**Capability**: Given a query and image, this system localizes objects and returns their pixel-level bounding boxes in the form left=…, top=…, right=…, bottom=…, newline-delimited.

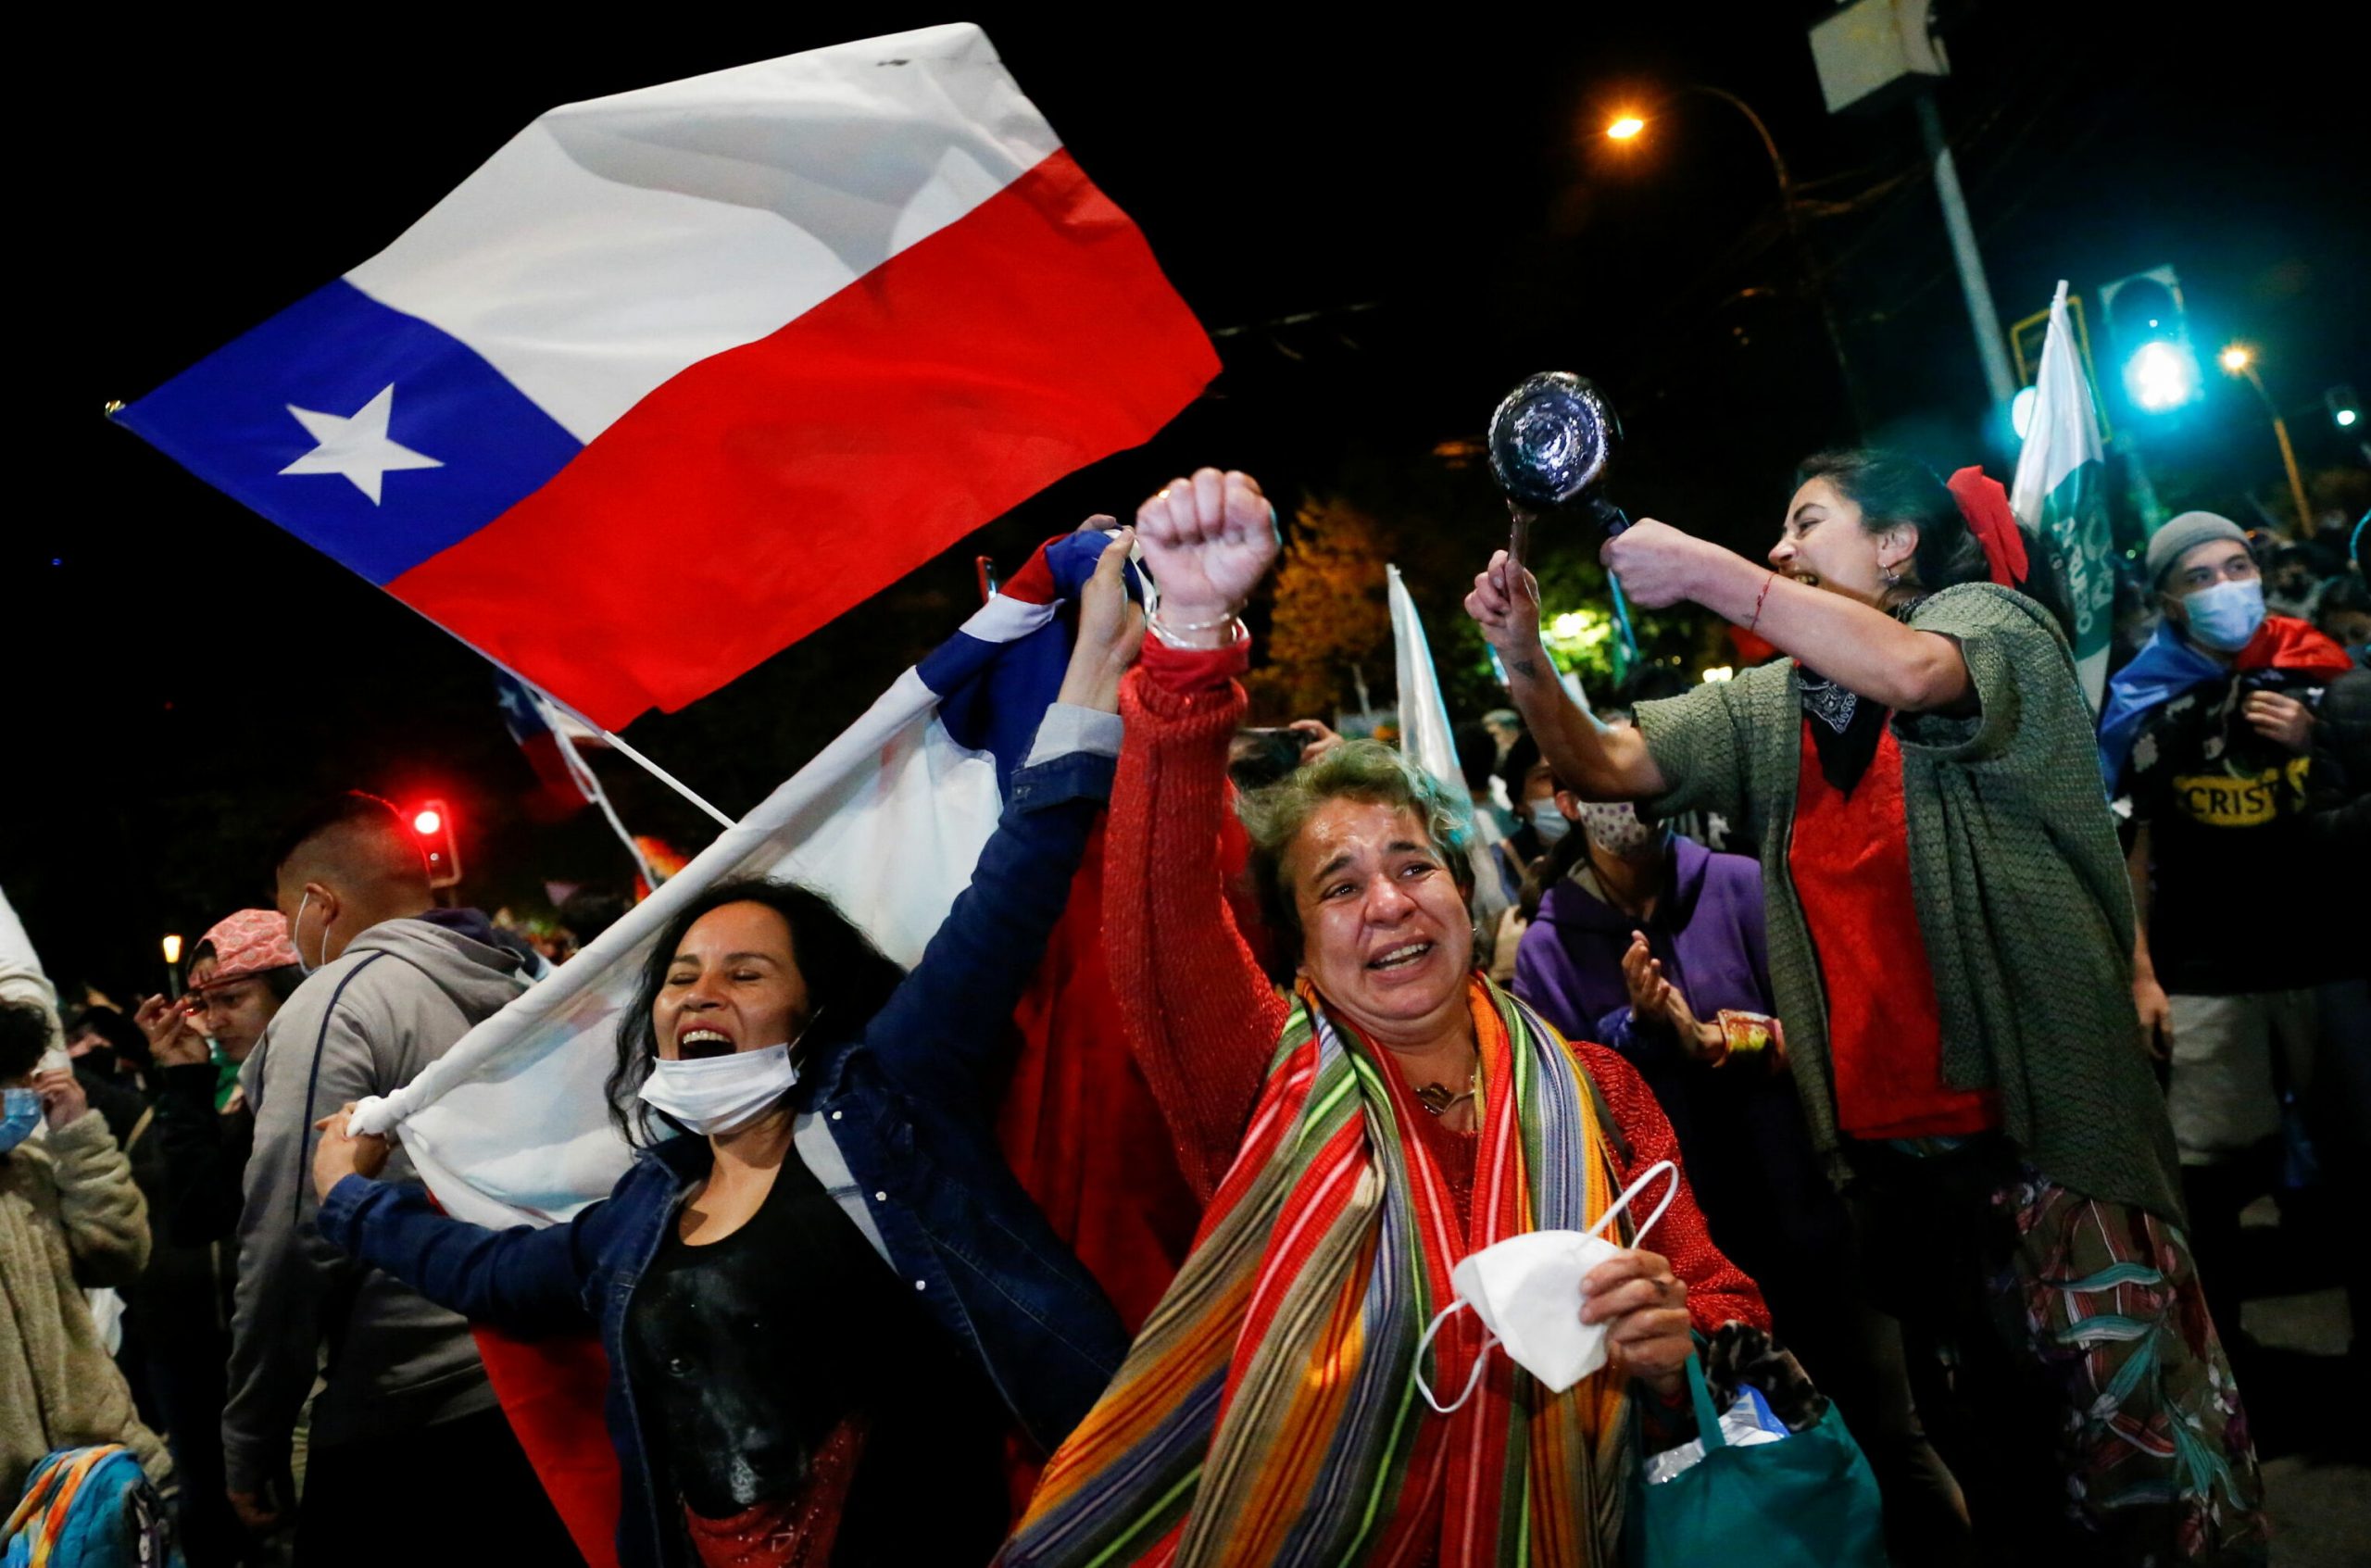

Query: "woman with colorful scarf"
left=1465, top=448, right=2266, bottom=1564
left=1004, top=469, right=1768, bottom=1568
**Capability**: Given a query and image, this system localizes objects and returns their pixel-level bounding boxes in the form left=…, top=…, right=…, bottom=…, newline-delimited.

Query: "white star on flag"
left=279, top=384, right=444, bottom=504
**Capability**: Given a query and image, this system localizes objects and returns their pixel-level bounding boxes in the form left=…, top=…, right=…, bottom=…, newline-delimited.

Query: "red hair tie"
left=1946, top=466, right=2028, bottom=588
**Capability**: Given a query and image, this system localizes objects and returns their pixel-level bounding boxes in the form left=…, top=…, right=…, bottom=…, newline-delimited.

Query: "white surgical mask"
left=2182, top=578, right=2266, bottom=653
left=1526, top=800, right=1572, bottom=846
left=638, top=1041, right=799, bottom=1136
left=1414, top=1160, right=1679, bottom=1412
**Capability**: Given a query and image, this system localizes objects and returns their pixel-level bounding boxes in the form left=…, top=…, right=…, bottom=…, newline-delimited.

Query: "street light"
left=1602, top=85, right=1862, bottom=433
left=2218, top=344, right=2313, bottom=533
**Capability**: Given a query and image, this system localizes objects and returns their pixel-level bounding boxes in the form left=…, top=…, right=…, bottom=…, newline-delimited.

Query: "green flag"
left=2010, top=280, right=2114, bottom=709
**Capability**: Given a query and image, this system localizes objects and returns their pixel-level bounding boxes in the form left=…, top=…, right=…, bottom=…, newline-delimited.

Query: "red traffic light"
left=406, top=797, right=464, bottom=889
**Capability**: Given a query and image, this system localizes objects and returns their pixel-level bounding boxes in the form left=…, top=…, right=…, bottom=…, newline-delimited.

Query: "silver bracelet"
left=1147, top=606, right=1241, bottom=646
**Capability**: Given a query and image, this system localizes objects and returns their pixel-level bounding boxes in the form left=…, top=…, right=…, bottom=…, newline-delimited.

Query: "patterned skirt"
left=1850, top=1137, right=2267, bottom=1565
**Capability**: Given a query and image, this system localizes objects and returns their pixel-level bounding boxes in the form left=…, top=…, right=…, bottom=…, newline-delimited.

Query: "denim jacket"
left=319, top=742, right=1129, bottom=1568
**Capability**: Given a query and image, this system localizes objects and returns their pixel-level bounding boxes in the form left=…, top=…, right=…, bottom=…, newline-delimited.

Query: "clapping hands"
left=1620, top=933, right=1725, bottom=1064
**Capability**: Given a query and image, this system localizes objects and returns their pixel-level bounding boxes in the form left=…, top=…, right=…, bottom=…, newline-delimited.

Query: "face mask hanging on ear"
left=1414, top=1160, right=1681, bottom=1413
left=291, top=890, right=332, bottom=977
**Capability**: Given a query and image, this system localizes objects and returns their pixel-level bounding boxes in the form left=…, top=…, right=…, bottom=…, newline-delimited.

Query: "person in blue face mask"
left=0, top=983, right=173, bottom=1509
left=2110, top=511, right=2356, bottom=1354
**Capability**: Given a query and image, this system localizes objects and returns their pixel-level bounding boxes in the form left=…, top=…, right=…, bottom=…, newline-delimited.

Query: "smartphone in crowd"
left=1228, top=727, right=1312, bottom=793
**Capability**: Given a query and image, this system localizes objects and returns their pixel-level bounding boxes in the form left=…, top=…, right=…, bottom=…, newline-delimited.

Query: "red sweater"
left=1788, top=721, right=1998, bottom=1140
left=1106, top=633, right=1768, bottom=1335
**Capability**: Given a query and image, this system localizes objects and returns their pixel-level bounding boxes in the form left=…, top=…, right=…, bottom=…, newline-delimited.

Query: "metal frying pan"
left=1487, top=370, right=1628, bottom=568
left=1486, top=370, right=1638, bottom=659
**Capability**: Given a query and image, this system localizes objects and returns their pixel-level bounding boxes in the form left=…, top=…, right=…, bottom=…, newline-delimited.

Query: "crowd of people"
left=6, top=455, right=2365, bottom=1568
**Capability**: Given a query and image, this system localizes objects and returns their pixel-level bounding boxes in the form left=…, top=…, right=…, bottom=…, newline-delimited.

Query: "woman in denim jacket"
left=307, top=535, right=1144, bottom=1568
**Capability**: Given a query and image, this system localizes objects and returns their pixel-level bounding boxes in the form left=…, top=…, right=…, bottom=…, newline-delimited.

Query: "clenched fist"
left=1135, top=469, right=1277, bottom=639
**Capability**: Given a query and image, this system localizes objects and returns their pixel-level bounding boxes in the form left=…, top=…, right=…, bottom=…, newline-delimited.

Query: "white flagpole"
left=553, top=704, right=737, bottom=832
left=384, top=596, right=744, bottom=834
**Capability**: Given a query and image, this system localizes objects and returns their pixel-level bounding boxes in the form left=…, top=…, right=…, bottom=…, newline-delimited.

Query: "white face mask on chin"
left=1414, top=1160, right=1681, bottom=1412
left=638, top=1042, right=799, bottom=1136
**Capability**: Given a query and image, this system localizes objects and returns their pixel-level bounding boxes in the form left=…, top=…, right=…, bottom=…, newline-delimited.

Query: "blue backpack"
left=2, top=1446, right=178, bottom=1567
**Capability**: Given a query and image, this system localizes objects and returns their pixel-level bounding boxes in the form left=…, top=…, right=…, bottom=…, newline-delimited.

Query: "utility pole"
left=1915, top=92, right=2016, bottom=417
left=1809, top=0, right=2018, bottom=421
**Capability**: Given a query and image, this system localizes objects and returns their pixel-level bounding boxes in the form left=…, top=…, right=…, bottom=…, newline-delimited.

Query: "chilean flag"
left=117, top=24, right=1218, bottom=728
left=494, top=670, right=605, bottom=822
left=347, top=528, right=1198, bottom=1563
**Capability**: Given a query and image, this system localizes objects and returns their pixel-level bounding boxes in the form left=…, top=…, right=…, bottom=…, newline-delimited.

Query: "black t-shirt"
left=2128, top=666, right=2339, bottom=994
left=623, top=1146, right=1009, bottom=1565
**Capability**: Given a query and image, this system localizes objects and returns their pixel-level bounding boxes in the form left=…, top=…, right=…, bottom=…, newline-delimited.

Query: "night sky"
left=13, top=5, right=2364, bottom=996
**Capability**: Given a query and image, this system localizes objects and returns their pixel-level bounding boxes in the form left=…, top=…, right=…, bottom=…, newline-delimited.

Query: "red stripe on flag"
left=997, top=534, right=1066, bottom=607
left=390, top=148, right=1217, bottom=728
left=472, top=1323, right=622, bottom=1566
left=517, top=732, right=592, bottom=822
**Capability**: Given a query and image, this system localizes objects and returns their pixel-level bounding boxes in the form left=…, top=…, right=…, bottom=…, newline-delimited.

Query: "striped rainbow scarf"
left=1004, top=974, right=1633, bottom=1568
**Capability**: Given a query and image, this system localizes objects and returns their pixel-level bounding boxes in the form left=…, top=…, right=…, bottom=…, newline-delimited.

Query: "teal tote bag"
left=1625, top=1353, right=1888, bottom=1567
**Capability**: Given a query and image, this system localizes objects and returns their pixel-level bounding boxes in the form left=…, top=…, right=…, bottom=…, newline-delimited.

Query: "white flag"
left=1390, top=564, right=1514, bottom=947
left=347, top=532, right=1118, bottom=1229
left=2011, top=280, right=2115, bottom=709
left=1389, top=564, right=1461, bottom=797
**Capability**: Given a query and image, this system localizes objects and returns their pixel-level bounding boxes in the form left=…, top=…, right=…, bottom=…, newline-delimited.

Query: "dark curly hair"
left=1, top=998, right=54, bottom=1082
left=604, top=878, right=907, bottom=1148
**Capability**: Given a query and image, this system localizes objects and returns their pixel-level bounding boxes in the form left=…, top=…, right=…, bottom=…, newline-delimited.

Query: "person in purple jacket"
left=1511, top=786, right=1816, bottom=1293
left=1512, top=749, right=1965, bottom=1560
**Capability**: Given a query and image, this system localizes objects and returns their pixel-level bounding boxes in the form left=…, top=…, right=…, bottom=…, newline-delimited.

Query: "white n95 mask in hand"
left=1414, top=1160, right=1680, bottom=1413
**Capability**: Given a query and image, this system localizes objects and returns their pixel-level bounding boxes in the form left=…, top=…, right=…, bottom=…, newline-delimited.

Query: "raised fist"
left=1135, top=469, right=1278, bottom=630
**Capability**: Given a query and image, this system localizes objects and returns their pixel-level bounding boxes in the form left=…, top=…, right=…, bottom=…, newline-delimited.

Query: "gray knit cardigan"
left=1637, top=583, right=2184, bottom=1222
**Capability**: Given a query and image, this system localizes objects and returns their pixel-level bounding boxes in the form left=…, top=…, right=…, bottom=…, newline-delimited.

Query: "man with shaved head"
left=220, top=793, right=573, bottom=1564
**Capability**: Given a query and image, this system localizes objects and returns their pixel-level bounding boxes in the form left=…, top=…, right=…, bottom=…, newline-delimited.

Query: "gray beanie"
left=2145, top=510, right=2249, bottom=587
